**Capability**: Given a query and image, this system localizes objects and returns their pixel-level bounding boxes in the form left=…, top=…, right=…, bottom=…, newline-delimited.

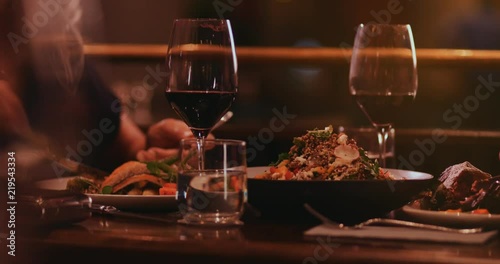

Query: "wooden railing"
left=84, top=44, right=500, bottom=68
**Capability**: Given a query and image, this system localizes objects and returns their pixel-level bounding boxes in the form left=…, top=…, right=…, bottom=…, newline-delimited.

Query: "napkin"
left=304, top=225, right=498, bottom=244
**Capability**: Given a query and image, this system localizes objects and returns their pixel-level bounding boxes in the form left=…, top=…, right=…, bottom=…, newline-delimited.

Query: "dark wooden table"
left=9, top=207, right=500, bottom=264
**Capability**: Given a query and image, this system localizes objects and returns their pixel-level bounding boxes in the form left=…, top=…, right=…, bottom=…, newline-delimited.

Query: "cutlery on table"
left=304, top=204, right=484, bottom=234
left=90, top=204, right=179, bottom=224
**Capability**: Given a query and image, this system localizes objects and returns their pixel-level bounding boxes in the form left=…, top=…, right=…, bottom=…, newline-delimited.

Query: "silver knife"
left=90, top=204, right=178, bottom=224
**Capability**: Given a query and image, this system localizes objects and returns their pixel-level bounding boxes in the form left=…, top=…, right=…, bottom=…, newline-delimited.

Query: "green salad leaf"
left=144, top=156, right=180, bottom=183
left=292, top=137, right=305, bottom=152
left=101, top=185, right=113, bottom=194
left=146, top=162, right=162, bottom=176
left=306, top=125, right=334, bottom=139
left=270, top=152, right=290, bottom=166
left=359, top=149, right=381, bottom=179
left=66, top=177, right=99, bottom=193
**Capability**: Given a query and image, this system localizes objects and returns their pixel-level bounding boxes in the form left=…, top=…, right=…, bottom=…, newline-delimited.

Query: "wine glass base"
left=177, top=218, right=244, bottom=227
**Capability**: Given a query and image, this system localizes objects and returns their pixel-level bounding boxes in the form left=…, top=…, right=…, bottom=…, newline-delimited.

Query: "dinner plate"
left=35, top=177, right=177, bottom=211
left=246, top=166, right=434, bottom=224
left=401, top=200, right=500, bottom=228
left=247, top=166, right=271, bottom=179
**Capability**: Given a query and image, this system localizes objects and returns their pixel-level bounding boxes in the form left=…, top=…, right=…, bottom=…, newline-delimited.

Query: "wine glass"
left=349, top=24, right=418, bottom=168
left=165, top=19, right=238, bottom=169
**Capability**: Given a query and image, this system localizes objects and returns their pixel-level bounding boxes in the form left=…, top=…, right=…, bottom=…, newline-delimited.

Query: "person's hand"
left=136, top=118, right=214, bottom=162
left=146, top=118, right=193, bottom=149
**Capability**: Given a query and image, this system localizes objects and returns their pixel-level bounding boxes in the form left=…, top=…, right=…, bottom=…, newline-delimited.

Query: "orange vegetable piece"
left=162, top=183, right=177, bottom=188
left=230, top=175, right=241, bottom=192
left=275, top=166, right=288, bottom=175
left=379, top=168, right=390, bottom=178
left=159, top=183, right=177, bottom=195
left=471, top=209, right=490, bottom=214
left=159, top=187, right=176, bottom=195
left=272, top=166, right=293, bottom=179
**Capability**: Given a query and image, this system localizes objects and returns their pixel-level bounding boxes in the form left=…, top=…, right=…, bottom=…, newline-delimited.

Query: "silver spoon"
left=212, top=111, right=233, bottom=131
left=304, top=204, right=484, bottom=234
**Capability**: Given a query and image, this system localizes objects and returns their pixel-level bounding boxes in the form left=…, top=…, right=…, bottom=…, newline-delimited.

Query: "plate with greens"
left=35, top=158, right=179, bottom=211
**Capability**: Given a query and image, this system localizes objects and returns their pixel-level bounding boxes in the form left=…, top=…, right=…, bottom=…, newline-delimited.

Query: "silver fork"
left=304, top=204, right=484, bottom=234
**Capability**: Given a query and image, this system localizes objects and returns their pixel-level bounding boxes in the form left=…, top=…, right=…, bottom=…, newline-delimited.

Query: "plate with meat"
left=35, top=158, right=179, bottom=211
left=402, top=161, right=500, bottom=228
left=246, top=126, right=434, bottom=224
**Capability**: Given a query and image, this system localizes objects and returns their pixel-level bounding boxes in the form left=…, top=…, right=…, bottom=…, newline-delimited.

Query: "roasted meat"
left=431, top=161, right=497, bottom=212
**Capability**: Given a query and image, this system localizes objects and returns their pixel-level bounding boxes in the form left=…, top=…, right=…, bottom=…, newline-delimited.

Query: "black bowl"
left=247, top=167, right=433, bottom=224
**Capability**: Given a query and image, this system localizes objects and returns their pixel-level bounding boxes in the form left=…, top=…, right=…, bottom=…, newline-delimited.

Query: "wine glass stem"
left=195, top=137, right=206, bottom=170
left=375, top=124, right=392, bottom=168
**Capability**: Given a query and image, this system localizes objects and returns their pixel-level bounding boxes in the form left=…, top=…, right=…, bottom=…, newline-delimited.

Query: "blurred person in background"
left=0, top=0, right=196, bottom=183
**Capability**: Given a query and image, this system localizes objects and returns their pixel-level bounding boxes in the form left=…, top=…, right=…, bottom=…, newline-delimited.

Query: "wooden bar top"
left=13, top=209, right=500, bottom=264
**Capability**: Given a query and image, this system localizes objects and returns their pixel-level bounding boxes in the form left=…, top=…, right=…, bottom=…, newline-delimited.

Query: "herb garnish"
left=270, top=152, right=290, bottom=166
left=144, top=156, right=180, bottom=182
left=307, top=125, right=334, bottom=139
left=66, top=177, right=100, bottom=193
left=359, top=149, right=381, bottom=178
left=101, top=185, right=113, bottom=194
left=293, top=137, right=305, bottom=151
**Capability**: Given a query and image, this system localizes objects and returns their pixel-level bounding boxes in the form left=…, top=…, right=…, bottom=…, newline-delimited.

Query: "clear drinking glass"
left=177, top=139, right=247, bottom=225
left=349, top=24, right=418, bottom=168
left=165, top=19, right=238, bottom=169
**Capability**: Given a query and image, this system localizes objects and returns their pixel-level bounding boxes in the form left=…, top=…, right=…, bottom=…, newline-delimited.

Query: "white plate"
left=247, top=166, right=268, bottom=179
left=402, top=201, right=500, bottom=228
left=35, top=167, right=269, bottom=211
left=35, top=177, right=177, bottom=211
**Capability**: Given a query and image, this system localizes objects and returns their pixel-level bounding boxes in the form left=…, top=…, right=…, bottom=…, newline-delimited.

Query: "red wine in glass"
left=165, top=19, right=238, bottom=169
left=165, top=46, right=237, bottom=138
left=353, top=93, right=416, bottom=126
left=349, top=24, right=418, bottom=168
left=165, top=91, right=236, bottom=138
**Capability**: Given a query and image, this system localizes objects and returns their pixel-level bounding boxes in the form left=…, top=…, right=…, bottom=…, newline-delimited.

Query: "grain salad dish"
left=255, top=126, right=394, bottom=181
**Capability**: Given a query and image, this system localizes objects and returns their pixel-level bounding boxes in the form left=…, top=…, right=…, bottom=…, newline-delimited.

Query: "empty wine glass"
left=165, top=19, right=238, bottom=169
left=349, top=24, right=418, bottom=168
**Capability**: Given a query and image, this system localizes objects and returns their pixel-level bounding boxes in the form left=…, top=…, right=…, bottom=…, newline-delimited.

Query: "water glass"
left=177, top=139, right=247, bottom=225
